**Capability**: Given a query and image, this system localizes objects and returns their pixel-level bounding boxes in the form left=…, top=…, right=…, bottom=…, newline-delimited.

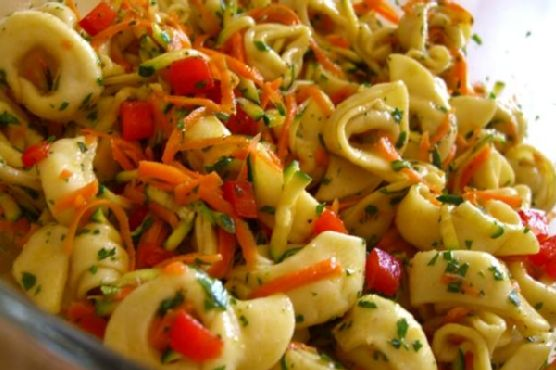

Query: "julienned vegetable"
left=78, top=2, right=117, bottom=37
left=365, top=247, right=402, bottom=296
left=169, top=309, right=223, bottom=361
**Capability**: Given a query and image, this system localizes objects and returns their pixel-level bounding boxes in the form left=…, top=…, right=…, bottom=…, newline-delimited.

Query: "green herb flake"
left=358, top=300, right=377, bottom=309
left=316, top=203, right=325, bottom=216
left=295, top=314, right=304, bottom=323
left=364, top=205, right=378, bottom=216
left=464, top=240, right=473, bottom=249
left=259, top=205, right=276, bottom=215
left=432, top=148, right=442, bottom=168
left=471, top=33, right=483, bottom=45
left=197, top=273, right=229, bottom=310
left=488, top=265, right=504, bottom=281
left=88, top=265, right=98, bottom=274
left=412, top=340, right=423, bottom=352
left=76, top=142, right=87, bottom=153
left=508, top=289, right=521, bottom=307
left=436, top=193, right=463, bottom=205
left=427, top=252, right=439, bottom=266
left=239, top=315, right=249, bottom=327
left=158, top=291, right=185, bottom=317
left=396, top=318, right=409, bottom=339
left=97, top=247, right=116, bottom=261
left=490, top=224, right=504, bottom=239
left=390, top=108, right=403, bottom=124
left=205, top=156, right=233, bottom=173
left=447, top=280, right=462, bottom=294
left=0, top=111, right=19, bottom=127
left=138, top=64, right=156, bottom=78
left=254, top=40, right=271, bottom=52
left=535, top=302, right=544, bottom=310
left=59, top=102, right=69, bottom=111
left=21, top=272, right=36, bottom=291
left=395, top=131, right=407, bottom=149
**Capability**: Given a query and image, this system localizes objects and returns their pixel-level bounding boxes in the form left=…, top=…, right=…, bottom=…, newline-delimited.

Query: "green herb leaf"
left=395, top=131, right=407, bottom=149
left=412, top=340, right=423, bottom=352
left=396, top=318, right=409, bottom=339
left=158, top=291, right=185, bottom=317
left=391, top=159, right=411, bottom=172
left=197, top=272, right=229, bottom=310
left=471, top=33, right=483, bottom=45
left=490, top=224, right=504, bottom=239
left=390, top=108, right=403, bottom=124
left=488, top=265, right=504, bottom=281
left=98, top=247, right=116, bottom=261
left=76, top=141, right=87, bottom=153
left=259, top=205, right=276, bottom=215
left=21, top=272, right=36, bottom=291
left=0, top=112, right=19, bottom=127
left=436, top=193, right=463, bottom=205
left=138, top=64, right=156, bottom=77
left=254, top=40, right=271, bottom=52
left=358, top=300, right=377, bottom=309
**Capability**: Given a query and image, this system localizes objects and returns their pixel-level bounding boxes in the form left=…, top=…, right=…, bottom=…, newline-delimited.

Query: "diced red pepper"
left=312, top=209, right=348, bottom=236
left=66, top=301, right=107, bottom=339
left=222, top=180, right=258, bottom=218
left=365, top=247, right=402, bottom=296
left=169, top=309, right=223, bottom=361
left=22, top=141, right=49, bottom=168
left=203, top=80, right=222, bottom=103
left=529, top=235, right=556, bottom=268
left=223, top=106, right=259, bottom=136
left=168, top=57, right=214, bottom=96
left=136, top=243, right=175, bottom=268
left=120, top=101, right=155, bottom=141
left=78, top=2, right=117, bottom=36
left=519, top=208, right=549, bottom=241
left=149, top=310, right=179, bottom=351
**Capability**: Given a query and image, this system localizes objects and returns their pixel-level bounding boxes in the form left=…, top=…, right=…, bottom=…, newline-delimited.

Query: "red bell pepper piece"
left=519, top=208, right=549, bottom=241
left=222, top=180, right=258, bottom=218
left=22, top=141, right=50, bottom=168
left=66, top=301, right=107, bottom=339
left=365, top=247, right=402, bottom=296
left=312, top=209, right=348, bottom=236
left=169, top=309, right=223, bottom=361
left=128, top=206, right=149, bottom=231
left=136, top=243, right=175, bottom=268
left=223, top=106, right=259, bottom=136
left=78, top=2, right=117, bottom=36
left=168, top=57, right=214, bottom=96
left=120, top=101, right=155, bottom=141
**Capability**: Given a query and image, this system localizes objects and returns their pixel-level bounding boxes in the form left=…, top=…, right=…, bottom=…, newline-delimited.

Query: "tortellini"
left=334, top=295, right=437, bottom=370
left=322, top=81, right=410, bottom=182
left=37, top=136, right=98, bottom=225
left=0, top=10, right=102, bottom=121
left=244, top=24, right=311, bottom=87
left=12, top=224, right=69, bottom=314
left=105, top=266, right=295, bottom=370
left=272, top=343, right=343, bottom=370
left=227, top=231, right=366, bottom=328
left=410, top=250, right=549, bottom=335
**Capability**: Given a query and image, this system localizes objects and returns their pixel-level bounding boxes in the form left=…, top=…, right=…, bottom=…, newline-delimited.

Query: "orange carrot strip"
left=443, top=307, right=472, bottom=324
left=230, top=31, right=246, bottom=63
left=277, top=94, right=298, bottom=162
left=309, top=39, right=345, bottom=78
left=91, top=18, right=152, bottom=48
left=149, top=203, right=179, bottom=228
left=442, top=143, right=458, bottom=168
left=430, top=114, right=451, bottom=144
left=198, top=173, right=235, bottom=215
left=161, top=261, right=187, bottom=276
left=248, top=4, right=301, bottom=25
left=419, top=131, right=431, bottom=162
left=64, top=199, right=135, bottom=270
left=363, top=0, right=400, bottom=24
left=458, top=146, right=491, bottom=190
left=297, top=85, right=333, bottom=116
left=59, top=169, right=73, bottom=181
left=123, top=183, right=146, bottom=205
left=463, top=190, right=522, bottom=208
left=174, top=179, right=201, bottom=205
left=198, top=47, right=264, bottom=84
left=325, top=34, right=350, bottom=49
left=159, top=94, right=221, bottom=112
left=235, top=219, right=259, bottom=270
left=138, top=160, right=191, bottom=185
left=249, top=257, right=342, bottom=298
left=53, top=180, right=99, bottom=214
left=141, top=218, right=166, bottom=246
left=156, top=253, right=222, bottom=269
left=212, top=56, right=235, bottom=114
left=208, top=229, right=237, bottom=278
left=453, top=49, right=471, bottom=95
left=162, top=107, right=206, bottom=164
left=375, top=137, right=422, bottom=183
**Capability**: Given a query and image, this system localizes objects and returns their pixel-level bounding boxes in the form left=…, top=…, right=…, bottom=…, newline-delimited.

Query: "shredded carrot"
left=260, top=78, right=284, bottom=109
left=173, top=179, right=201, bottom=205
left=149, top=203, right=179, bottom=228
left=212, top=56, right=236, bottom=114
left=248, top=4, right=300, bottom=25
left=162, top=107, right=206, bottom=164
left=235, top=219, right=259, bottom=270
left=198, top=172, right=235, bottom=215
left=91, top=18, right=152, bottom=48
left=161, top=261, right=187, bottom=276
left=156, top=253, right=222, bottom=269
left=138, top=160, right=192, bottom=186
left=59, top=169, right=73, bottom=181
left=249, top=257, right=342, bottom=298
left=111, top=137, right=146, bottom=170
left=53, top=180, right=99, bottom=215
left=64, top=199, right=136, bottom=270
left=123, top=183, right=147, bottom=204
left=325, top=34, right=350, bottom=49
left=430, top=114, right=452, bottom=144
left=442, top=307, right=472, bottom=324
left=277, top=94, right=298, bottom=162
left=230, top=31, right=247, bottom=63
left=296, top=85, right=333, bottom=116
left=419, top=131, right=431, bottom=162
left=158, top=93, right=221, bottom=112
left=458, top=145, right=491, bottom=191
left=463, top=190, right=522, bottom=208
left=198, top=47, right=265, bottom=84
left=309, top=39, right=345, bottom=78
left=314, top=146, right=330, bottom=167
left=141, top=218, right=166, bottom=246
left=452, top=49, right=471, bottom=95
left=354, top=0, right=400, bottom=24
left=208, top=229, right=237, bottom=279
left=464, top=351, right=474, bottom=370
left=375, top=137, right=422, bottom=183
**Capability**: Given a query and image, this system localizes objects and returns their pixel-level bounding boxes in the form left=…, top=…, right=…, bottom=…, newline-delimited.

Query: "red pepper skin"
left=168, top=57, right=214, bottom=96
left=365, top=247, right=402, bottom=296
left=66, top=301, right=107, bottom=339
left=223, top=106, right=260, bottom=136
left=120, top=101, right=155, bottom=141
left=222, top=180, right=258, bottom=218
left=136, top=244, right=175, bottom=269
left=22, top=142, right=50, bottom=168
left=169, top=309, right=223, bottom=361
left=519, top=208, right=549, bottom=241
left=78, top=2, right=117, bottom=36
left=312, top=209, right=348, bottom=236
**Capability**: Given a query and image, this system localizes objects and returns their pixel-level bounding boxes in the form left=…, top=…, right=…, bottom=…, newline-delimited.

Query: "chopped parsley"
left=239, top=315, right=249, bottom=326
left=391, top=108, right=403, bottom=124
left=412, top=340, right=423, bottom=352
left=364, top=205, right=378, bottom=217
left=358, top=300, right=377, bottom=309
left=21, top=272, right=37, bottom=291
left=427, top=253, right=439, bottom=266
left=59, top=101, right=69, bottom=111
left=391, top=159, right=411, bottom=172
left=436, top=193, right=463, bottom=206
left=316, top=203, right=325, bottom=216
left=471, top=33, right=483, bottom=45
left=76, top=141, right=87, bottom=153
left=295, top=314, right=305, bottom=323
left=490, top=224, right=504, bottom=239
left=389, top=318, right=409, bottom=349
left=0, top=111, right=19, bottom=127
left=447, top=280, right=463, bottom=294
left=488, top=265, right=504, bottom=281
left=197, top=273, right=228, bottom=310
left=259, top=205, right=276, bottom=215
left=88, top=265, right=98, bottom=274
left=158, top=291, right=185, bottom=317
left=98, top=247, right=116, bottom=261
left=395, top=131, right=407, bottom=149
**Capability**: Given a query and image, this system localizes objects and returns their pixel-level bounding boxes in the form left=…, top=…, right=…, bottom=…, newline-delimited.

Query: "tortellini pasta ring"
left=0, top=10, right=103, bottom=121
